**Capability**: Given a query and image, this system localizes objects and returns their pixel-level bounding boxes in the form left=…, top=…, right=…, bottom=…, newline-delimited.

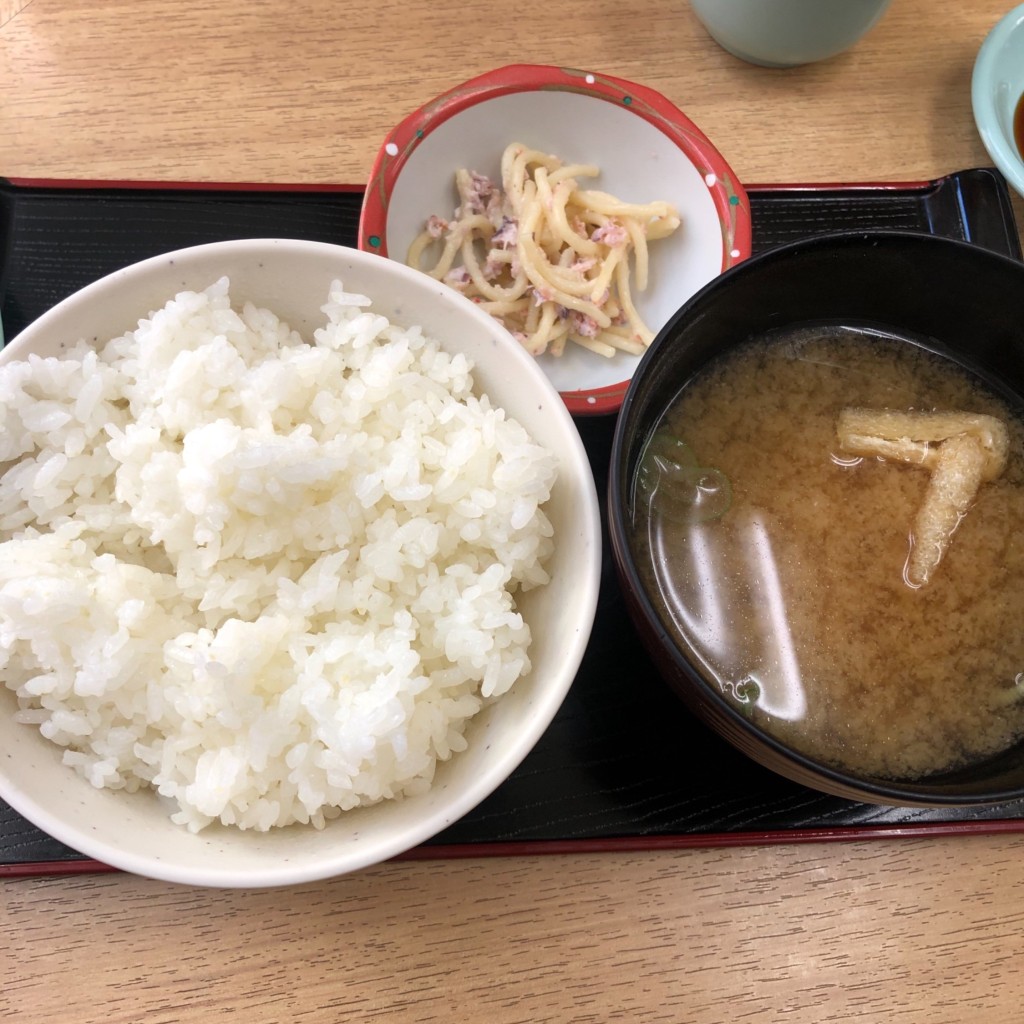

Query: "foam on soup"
left=631, top=325, right=1024, bottom=781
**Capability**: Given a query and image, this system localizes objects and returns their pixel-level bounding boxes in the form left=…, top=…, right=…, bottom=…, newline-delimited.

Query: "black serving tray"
left=2, top=168, right=1023, bottom=875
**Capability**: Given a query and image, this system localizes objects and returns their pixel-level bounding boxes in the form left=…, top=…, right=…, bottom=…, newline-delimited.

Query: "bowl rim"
left=971, top=2, right=1024, bottom=198
left=357, top=62, right=752, bottom=416
left=0, top=237, right=603, bottom=886
left=608, top=228, right=1024, bottom=807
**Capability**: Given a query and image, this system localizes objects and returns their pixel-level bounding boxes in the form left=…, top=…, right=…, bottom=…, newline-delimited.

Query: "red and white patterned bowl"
left=360, top=64, right=751, bottom=416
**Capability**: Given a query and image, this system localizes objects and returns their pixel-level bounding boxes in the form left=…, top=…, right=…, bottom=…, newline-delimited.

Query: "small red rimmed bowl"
left=359, top=64, right=751, bottom=416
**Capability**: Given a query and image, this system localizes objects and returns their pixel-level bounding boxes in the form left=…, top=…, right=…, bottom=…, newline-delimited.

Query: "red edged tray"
left=1, top=168, right=1022, bottom=878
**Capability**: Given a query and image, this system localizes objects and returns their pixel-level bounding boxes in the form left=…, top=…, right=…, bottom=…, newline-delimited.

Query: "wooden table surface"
left=3, top=1, right=1024, bottom=1020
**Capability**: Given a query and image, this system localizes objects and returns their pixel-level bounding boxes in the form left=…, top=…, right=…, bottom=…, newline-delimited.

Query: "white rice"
left=0, top=278, right=556, bottom=832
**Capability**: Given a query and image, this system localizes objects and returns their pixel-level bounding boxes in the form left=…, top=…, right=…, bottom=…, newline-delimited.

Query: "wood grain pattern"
left=3, top=1, right=1024, bottom=1021
left=5, top=837, right=1024, bottom=1023
left=0, top=0, right=1014, bottom=189
left=0, top=1, right=31, bottom=29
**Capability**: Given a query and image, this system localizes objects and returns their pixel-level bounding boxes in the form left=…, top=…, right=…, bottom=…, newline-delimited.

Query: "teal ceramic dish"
left=972, top=3, right=1024, bottom=198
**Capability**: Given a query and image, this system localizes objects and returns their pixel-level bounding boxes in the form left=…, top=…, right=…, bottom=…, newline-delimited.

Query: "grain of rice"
left=0, top=278, right=556, bottom=832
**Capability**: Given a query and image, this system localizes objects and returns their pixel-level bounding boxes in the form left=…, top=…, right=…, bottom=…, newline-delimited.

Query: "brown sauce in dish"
left=631, top=326, right=1024, bottom=781
left=1015, top=92, right=1024, bottom=160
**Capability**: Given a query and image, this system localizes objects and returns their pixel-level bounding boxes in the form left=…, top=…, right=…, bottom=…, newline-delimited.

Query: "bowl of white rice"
left=0, top=238, right=601, bottom=887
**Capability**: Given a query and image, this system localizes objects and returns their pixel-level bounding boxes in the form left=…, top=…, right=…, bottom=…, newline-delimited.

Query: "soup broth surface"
left=633, top=326, right=1024, bottom=780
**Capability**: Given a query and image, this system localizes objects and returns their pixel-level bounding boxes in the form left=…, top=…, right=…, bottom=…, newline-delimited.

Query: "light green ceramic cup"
left=690, top=0, right=893, bottom=68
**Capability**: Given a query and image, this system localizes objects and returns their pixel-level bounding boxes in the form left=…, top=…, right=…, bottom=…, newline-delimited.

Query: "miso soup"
left=631, top=325, right=1024, bottom=780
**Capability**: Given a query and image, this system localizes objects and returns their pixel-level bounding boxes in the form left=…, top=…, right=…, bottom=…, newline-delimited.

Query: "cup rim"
left=971, top=3, right=1024, bottom=197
